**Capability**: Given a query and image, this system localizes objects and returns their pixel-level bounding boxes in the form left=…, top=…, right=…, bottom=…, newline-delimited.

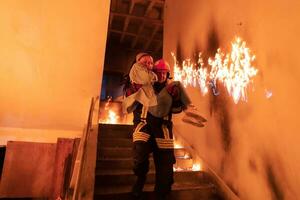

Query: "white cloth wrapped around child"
left=122, top=62, right=158, bottom=113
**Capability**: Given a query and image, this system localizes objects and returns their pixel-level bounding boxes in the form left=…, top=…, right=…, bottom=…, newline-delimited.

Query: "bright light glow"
left=174, top=142, right=183, bottom=149
left=107, top=110, right=119, bottom=124
left=99, top=98, right=120, bottom=124
left=173, top=37, right=259, bottom=104
left=192, top=163, right=202, bottom=171
left=173, top=166, right=184, bottom=172
left=183, top=153, right=190, bottom=159
left=265, top=89, right=273, bottom=99
left=173, top=162, right=202, bottom=171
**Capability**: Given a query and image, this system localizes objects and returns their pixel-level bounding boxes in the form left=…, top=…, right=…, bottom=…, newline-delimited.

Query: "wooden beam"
left=112, top=12, right=163, bottom=25
left=120, top=0, right=136, bottom=43
left=110, top=29, right=161, bottom=42
left=109, top=13, right=114, bottom=29
left=134, top=0, right=164, bottom=5
left=110, top=0, right=117, bottom=12
left=131, top=22, right=145, bottom=48
left=110, top=29, right=135, bottom=37
left=129, top=0, right=136, bottom=14
left=144, top=25, right=159, bottom=50
left=145, top=0, right=156, bottom=17
left=108, top=43, right=161, bottom=56
left=129, top=0, right=160, bottom=49
left=120, top=17, right=130, bottom=43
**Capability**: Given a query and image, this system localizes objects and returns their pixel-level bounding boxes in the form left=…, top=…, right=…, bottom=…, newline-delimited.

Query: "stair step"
left=96, top=124, right=225, bottom=200
left=97, top=158, right=147, bottom=170
left=94, top=182, right=214, bottom=194
left=99, top=124, right=133, bottom=139
left=98, top=147, right=188, bottom=159
left=97, top=157, right=193, bottom=170
left=97, top=147, right=132, bottom=159
left=99, top=138, right=132, bottom=148
left=95, top=169, right=209, bottom=186
left=94, top=182, right=222, bottom=200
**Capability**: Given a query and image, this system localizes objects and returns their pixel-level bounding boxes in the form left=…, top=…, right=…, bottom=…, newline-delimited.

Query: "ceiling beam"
left=144, top=25, right=159, bottom=50
left=145, top=0, right=156, bottom=17
left=131, top=23, right=145, bottom=48
left=120, top=0, right=136, bottom=43
left=110, top=0, right=117, bottom=12
left=129, top=0, right=136, bottom=14
left=109, top=13, right=114, bottom=28
left=130, top=0, right=161, bottom=49
left=120, top=17, right=130, bottom=43
left=112, top=12, right=163, bottom=25
left=110, top=29, right=161, bottom=42
left=134, top=0, right=164, bottom=5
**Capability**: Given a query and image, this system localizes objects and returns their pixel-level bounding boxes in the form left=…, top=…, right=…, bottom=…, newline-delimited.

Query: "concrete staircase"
left=95, top=124, right=224, bottom=200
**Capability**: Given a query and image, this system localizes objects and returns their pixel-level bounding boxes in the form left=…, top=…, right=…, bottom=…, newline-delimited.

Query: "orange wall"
left=165, top=0, right=300, bottom=199
left=0, top=0, right=110, bottom=145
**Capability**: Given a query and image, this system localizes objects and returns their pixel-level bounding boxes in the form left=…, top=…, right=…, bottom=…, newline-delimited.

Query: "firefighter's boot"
left=131, top=175, right=146, bottom=200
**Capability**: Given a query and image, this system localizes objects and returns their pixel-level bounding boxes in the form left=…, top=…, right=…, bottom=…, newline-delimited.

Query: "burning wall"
left=164, top=0, right=300, bottom=199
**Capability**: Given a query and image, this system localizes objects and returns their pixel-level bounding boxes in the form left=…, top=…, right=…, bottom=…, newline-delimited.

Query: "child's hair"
left=136, top=52, right=151, bottom=62
left=121, top=52, right=153, bottom=97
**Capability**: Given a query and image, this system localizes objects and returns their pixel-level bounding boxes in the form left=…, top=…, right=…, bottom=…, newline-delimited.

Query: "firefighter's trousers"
left=132, top=114, right=176, bottom=197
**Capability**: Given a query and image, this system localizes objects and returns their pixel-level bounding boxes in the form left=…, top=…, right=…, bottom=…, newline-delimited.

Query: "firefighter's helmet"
left=153, top=59, right=170, bottom=72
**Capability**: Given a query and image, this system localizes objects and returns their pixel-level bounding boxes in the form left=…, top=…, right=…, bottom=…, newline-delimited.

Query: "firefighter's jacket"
left=127, top=81, right=192, bottom=149
left=122, top=81, right=191, bottom=117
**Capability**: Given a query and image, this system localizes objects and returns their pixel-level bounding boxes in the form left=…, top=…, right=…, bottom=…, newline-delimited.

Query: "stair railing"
left=66, top=96, right=99, bottom=200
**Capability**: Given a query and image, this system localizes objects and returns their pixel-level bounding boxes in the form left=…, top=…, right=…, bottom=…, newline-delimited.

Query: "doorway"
left=99, top=0, right=165, bottom=124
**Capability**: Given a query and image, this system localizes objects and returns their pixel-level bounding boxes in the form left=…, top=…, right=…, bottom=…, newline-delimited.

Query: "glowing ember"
left=265, top=89, right=273, bottom=99
left=192, top=163, right=202, bottom=171
left=172, top=37, right=259, bottom=104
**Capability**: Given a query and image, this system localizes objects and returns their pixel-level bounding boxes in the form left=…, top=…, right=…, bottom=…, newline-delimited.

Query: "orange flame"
left=173, top=162, right=202, bottom=172
left=174, top=141, right=183, bottom=149
left=99, top=98, right=120, bottom=124
left=192, top=163, right=202, bottom=171
left=173, top=37, right=259, bottom=104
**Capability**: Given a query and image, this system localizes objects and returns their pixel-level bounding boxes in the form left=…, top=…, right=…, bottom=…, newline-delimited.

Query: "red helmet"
left=153, top=59, right=170, bottom=72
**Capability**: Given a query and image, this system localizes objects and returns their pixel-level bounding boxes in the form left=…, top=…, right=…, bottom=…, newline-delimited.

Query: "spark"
left=172, top=37, right=260, bottom=104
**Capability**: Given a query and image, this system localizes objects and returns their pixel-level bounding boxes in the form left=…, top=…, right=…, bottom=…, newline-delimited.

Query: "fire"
left=183, top=153, right=190, bottom=159
left=99, top=97, right=120, bottom=124
left=192, top=163, right=202, bottom=171
left=173, top=166, right=184, bottom=172
left=107, top=110, right=119, bottom=124
left=174, top=142, right=183, bottom=149
left=173, top=162, right=202, bottom=172
left=173, top=37, right=259, bottom=104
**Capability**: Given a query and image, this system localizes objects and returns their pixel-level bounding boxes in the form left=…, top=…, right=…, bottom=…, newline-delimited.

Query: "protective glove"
left=182, top=105, right=207, bottom=127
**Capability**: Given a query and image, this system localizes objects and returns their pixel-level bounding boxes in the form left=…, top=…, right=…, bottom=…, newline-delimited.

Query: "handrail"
left=66, top=96, right=99, bottom=200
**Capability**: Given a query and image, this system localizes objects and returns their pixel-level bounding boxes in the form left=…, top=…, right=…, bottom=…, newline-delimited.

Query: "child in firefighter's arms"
left=122, top=53, right=158, bottom=113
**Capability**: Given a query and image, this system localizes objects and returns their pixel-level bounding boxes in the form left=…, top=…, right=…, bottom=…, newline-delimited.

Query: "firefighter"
left=130, top=59, right=184, bottom=200
left=126, top=59, right=207, bottom=200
